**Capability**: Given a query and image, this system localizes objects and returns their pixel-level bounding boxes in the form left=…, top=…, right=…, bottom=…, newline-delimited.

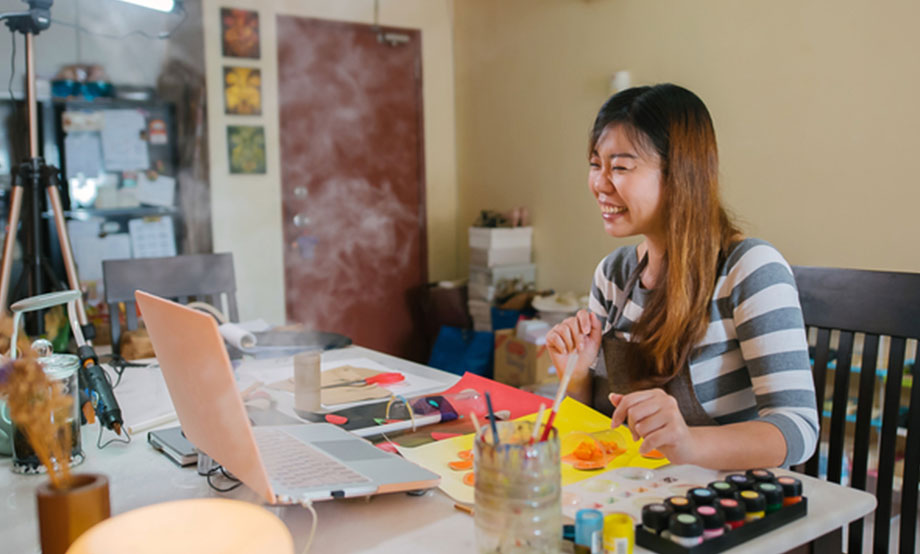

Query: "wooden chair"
left=793, top=266, right=920, bottom=554
left=103, top=253, right=239, bottom=354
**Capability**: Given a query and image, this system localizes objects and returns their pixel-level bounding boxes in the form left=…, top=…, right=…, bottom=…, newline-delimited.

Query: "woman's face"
left=589, top=124, right=665, bottom=241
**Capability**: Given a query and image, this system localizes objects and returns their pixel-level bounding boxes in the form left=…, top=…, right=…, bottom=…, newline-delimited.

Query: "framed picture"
left=227, top=125, right=266, bottom=174
left=223, top=66, right=261, bottom=115
left=221, top=8, right=260, bottom=59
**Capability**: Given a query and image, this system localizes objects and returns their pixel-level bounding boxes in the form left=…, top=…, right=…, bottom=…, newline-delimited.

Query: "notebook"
left=135, top=290, right=440, bottom=504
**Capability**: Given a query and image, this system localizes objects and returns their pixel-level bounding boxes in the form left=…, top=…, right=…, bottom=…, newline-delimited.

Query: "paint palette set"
left=562, top=466, right=807, bottom=553
left=634, top=469, right=807, bottom=553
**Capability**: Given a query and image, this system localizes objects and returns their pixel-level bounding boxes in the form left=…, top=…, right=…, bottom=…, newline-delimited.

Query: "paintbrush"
left=539, top=353, right=578, bottom=442
left=530, top=403, right=546, bottom=444
left=470, top=411, right=482, bottom=441
left=485, top=392, right=500, bottom=446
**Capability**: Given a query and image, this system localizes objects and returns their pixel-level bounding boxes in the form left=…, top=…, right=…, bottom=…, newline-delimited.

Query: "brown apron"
left=591, top=252, right=716, bottom=427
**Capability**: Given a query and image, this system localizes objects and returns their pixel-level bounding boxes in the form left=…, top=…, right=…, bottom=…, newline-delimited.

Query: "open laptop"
left=135, top=290, right=440, bottom=504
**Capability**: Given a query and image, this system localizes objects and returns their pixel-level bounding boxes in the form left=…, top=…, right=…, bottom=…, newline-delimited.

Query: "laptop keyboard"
left=253, top=427, right=372, bottom=490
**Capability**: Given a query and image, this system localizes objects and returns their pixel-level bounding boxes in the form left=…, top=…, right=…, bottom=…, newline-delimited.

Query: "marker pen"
left=739, top=490, right=766, bottom=521
left=575, top=509, right=604, bottom=554
left=695, top=505, right=726, bottom=540
left=746, top=468, right=776, bottom=484
left=641, top=503, right=673, bottom=535
left=725, top=473, right=754, bottom=491
left=688, top=487, right=716, bottom=506
left=718, top=498, right=745, bottom=529
left=666, top=513, right=703, bottom=547
left=777, top=476, right=803, bottom=506
left=708, top=480, right=737, bottom=499
left=665, top=495, right=693, bottom=514
left=754, top=482, right=784, bottom=513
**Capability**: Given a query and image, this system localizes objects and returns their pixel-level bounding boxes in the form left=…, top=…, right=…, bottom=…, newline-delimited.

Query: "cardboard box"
left=468, top=226, right=533, bottom=249
left=493, top=328, right=558, bottom=387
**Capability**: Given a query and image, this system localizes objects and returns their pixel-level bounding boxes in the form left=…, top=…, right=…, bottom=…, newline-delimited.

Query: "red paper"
left=442, top=372, right=546, bottom=419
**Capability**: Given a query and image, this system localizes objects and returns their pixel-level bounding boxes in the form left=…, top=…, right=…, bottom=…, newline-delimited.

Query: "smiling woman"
left=546, top=84, right=819, bottom=471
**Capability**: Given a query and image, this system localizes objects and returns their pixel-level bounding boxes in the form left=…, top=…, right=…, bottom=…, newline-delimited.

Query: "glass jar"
left=474, top=420, right=561, bottom=553
left=11, top=353, right=84, bottom=474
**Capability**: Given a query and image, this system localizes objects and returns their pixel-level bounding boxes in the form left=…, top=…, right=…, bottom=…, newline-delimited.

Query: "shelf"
left=43, top=206, right=178, bottom=220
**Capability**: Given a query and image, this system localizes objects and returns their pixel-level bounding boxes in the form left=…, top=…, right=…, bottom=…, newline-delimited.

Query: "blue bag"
left=427, top=325, right=494, bottom=378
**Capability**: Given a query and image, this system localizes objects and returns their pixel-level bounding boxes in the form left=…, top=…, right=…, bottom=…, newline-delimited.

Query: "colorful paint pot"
left=667, top=513, right=703, bottom=547
left=665, top=496, right=693, bottom=514
left=641, top=503, right=673, bottom=535
left=725, top=473, right=754, bottom=491
left=739, top=490, right=766, bottom=521
left=718, top=498, right=745, bottom=530
left=777, top=476, right=803, bottom=506
left=695, top=505, right=726, bottom=540
left=708, top=480, right=738, bottom=499
left=688, top=487, right=716, bottom=506
left=746, top=468, right=776, bottom=484
left=754, top=482, right=784, bottom=513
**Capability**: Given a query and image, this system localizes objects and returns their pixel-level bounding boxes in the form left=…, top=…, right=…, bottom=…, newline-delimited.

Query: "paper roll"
left=218, top=323, right=257, bottom=350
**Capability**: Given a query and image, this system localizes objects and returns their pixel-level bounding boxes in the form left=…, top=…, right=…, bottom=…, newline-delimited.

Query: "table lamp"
left=66, top=498, right=294, bottom=554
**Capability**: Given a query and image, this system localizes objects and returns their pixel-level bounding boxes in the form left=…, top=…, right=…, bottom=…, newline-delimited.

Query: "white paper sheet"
left=128, top=216, right=176, bottom=258
left=137, top=173, right=176, bottom=207
left=64, top=132, right=103, bottom=180
left=234, top=355, right=449, bottom=410
left=101, top=109, right=149, bottom=171
left=70, top=231, right=132, bottom=282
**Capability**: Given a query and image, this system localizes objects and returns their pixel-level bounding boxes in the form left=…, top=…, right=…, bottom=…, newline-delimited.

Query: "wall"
left=202, top=0, right=457, bottom=323
left=454, top=0, right=920, bottom=295
left=0, top=0, right=175, bottom=93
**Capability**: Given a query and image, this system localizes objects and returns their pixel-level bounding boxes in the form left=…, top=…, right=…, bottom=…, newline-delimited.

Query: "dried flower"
left=0, top=318, right=73, bottom=489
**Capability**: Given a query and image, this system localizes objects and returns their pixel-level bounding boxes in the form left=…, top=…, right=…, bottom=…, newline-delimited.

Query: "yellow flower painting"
left=224, top=66, right=262, bottom=115
left=227, top=125, right=266, bottom=174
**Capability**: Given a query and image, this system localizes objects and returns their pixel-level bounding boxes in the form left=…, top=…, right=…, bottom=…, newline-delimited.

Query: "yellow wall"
left=202, top=0, right=457, bottom=322
left=454, top=0, right=920, bottom=294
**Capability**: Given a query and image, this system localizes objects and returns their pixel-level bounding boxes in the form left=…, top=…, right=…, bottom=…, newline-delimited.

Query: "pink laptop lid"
left=135, top=290, right=276, bottom=502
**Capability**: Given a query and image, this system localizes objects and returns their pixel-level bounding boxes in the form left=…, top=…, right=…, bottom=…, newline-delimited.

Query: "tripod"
left=0, top=0, right=125, bottom=436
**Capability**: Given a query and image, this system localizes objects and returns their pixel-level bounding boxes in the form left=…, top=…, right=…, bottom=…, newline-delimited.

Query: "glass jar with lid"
left=11, top=340, right=85, bottom=474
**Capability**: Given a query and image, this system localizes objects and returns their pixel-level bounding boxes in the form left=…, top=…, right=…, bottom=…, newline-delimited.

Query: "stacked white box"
left=467, top=227, right=536, bottom=331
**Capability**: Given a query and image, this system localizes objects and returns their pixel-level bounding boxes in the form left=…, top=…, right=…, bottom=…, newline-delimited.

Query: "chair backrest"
left=793, top=266, right=920, bottom=554
left=103, top=253, right=239, bottom=353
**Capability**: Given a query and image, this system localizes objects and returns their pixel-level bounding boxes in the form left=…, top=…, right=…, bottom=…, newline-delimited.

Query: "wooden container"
left=36, top=473, right=110, bottom=554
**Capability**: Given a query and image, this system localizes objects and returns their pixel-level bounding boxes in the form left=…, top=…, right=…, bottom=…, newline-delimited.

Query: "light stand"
left=0, top=0, right=124, bottom=436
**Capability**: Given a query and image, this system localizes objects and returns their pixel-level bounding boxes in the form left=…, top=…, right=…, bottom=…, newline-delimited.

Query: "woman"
left=547, top=84, right=818, bottom=470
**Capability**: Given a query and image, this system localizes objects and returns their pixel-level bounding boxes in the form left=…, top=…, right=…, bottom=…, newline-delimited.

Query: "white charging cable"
left=299, top=499, right=318, bottom=554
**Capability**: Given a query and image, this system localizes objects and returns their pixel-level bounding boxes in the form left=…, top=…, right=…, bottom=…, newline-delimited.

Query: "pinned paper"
left=137, top=173, right=176, bottom=207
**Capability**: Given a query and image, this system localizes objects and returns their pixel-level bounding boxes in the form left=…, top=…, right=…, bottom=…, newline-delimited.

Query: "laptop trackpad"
left=314, top=440, right=391, bottom=462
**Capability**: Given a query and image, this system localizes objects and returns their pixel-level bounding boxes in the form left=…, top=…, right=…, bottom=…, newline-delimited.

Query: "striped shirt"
left=589, top=238, right=819, bottom=466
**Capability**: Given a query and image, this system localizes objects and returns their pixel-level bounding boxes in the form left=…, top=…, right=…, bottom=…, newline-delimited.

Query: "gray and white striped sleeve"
left=728, top=244, right=819, bottom=466
left=589, top=257, right=616, bottom=374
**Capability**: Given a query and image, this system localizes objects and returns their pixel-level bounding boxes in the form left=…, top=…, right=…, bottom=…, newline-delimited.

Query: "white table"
left=0, top=346, right=876, bottom=553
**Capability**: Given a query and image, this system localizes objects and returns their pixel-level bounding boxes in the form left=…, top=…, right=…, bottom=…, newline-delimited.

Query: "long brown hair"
left=589, top=84, right=741, bottom=384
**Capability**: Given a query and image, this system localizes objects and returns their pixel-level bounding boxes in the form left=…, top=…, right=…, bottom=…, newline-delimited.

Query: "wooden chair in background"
left=793, top=266, right=920, bottom=554
left=103, top=253, right=239, bottom=354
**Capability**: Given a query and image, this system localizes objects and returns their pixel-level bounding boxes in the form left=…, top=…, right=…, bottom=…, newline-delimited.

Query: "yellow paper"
left=397, top=397, right=669, bottom=505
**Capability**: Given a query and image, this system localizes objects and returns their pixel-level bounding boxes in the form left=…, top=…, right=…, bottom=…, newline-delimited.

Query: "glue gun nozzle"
left=113, top=422, right=122, bottom=435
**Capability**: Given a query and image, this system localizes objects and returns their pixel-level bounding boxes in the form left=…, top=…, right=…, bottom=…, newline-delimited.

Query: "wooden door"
left=277, top=16, right=427, bottom=360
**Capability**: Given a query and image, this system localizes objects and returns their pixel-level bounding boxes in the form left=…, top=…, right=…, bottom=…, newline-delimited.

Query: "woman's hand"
left=545, top=309, right=601, bottom=379
left=609, top=389, right=698, bottom=465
